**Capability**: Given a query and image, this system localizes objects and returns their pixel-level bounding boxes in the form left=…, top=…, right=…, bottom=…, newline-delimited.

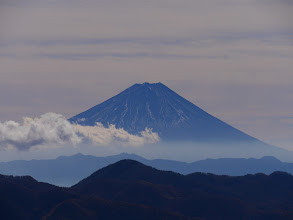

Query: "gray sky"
left=0, top=0, right=293, bottom=150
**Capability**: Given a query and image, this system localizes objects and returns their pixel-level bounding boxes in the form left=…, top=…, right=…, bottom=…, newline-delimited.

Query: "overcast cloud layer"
left=0, top=0, right=292, bottom=150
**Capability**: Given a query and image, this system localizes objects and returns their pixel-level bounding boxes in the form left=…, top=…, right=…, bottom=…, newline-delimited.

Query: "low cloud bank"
left=0, top=113, right=159, bottom=150
left=0, top=113, right=81, bottom=150
left=74, top=123, right=159, bottom=146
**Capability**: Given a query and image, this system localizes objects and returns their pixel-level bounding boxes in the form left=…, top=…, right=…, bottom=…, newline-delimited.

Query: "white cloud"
left=0, top=113, right=81, bottom=150
left=0, top=113, right=160, bottom=150
left=74, top=123, right=159, bottom=147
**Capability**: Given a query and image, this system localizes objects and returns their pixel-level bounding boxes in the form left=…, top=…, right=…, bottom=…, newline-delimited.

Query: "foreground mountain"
left=0, top=174, right=188, bottom=220
left=2, top=153, right=293, bottom=186
left=69, top=82, right=257, bottom=142
left=2, top=160, right=293, bottom=219
left=73, top=160, right=293, bottom=219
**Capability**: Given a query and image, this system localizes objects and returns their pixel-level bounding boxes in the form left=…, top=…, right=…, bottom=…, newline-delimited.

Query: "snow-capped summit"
left=69, top=82, right=257, bottom=142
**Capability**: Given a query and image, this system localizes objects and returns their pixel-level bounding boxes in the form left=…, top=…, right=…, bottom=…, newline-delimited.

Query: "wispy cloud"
left=1, top=33, right=292, bottom=61
left=34, top=53, right=230, bottom=61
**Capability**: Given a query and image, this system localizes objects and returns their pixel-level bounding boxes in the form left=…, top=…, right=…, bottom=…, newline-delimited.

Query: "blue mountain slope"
left=69, top=82, right=257, bottom=142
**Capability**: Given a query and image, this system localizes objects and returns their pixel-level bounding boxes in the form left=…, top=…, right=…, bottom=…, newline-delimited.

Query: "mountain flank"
left=69, top=82, right=258, bottom=142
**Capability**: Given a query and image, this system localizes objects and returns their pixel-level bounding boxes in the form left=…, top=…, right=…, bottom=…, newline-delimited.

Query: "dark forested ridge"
left=0, top=173, right=191, bottom=220
left=1, top=160, right=293, bottom=219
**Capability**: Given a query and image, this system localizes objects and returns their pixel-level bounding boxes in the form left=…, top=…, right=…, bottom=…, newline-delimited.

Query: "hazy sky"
left=0, top=0, right=293, bottom=150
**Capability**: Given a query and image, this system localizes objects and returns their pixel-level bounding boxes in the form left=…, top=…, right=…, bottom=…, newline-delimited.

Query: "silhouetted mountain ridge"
left=2, top=160, right=293, bottom=219
left=72, top=160, right=293, bottom=220
left=0, top=172, right=191, bottom=220
left=75, top=159, right=184, bottom=188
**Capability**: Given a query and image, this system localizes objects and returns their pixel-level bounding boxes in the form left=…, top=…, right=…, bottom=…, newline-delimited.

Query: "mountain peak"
left=136, top=82, right=162, bottom=85
left=127, top=82, right=171, bottom=94
left=73, top=159, right=181, bottom=188
left=69, top=83, right=257, bottom=142
left=73, top=159, right=154, bottom=187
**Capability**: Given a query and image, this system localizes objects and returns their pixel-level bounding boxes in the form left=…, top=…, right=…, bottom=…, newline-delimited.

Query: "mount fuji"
left=69, top=82, right=258, bottom=143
